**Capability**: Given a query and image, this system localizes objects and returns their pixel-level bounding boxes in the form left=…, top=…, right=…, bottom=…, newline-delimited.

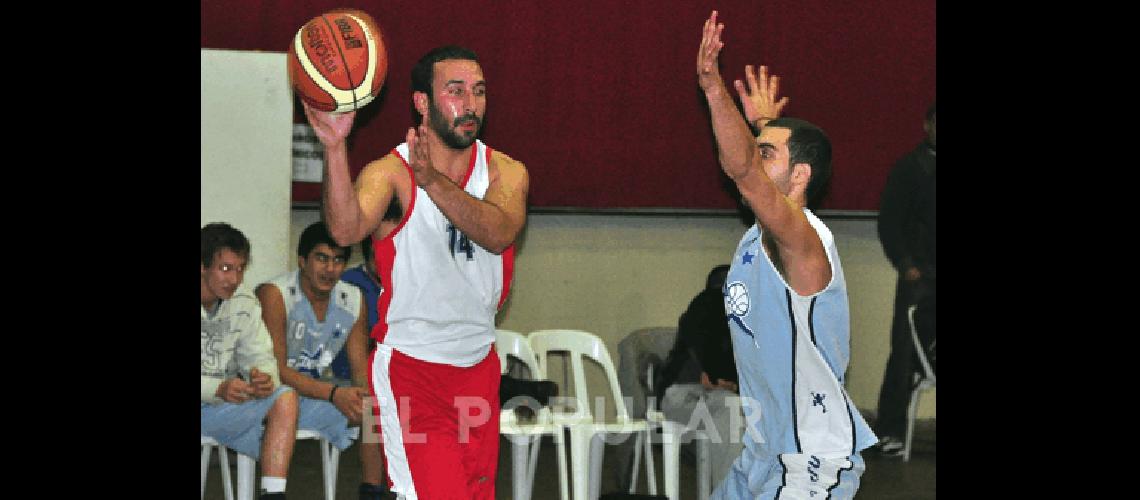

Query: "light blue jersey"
left=716, top=209, right=876, bottom=499
left=266, top=271, right=361, bottom=381
left=263, top=271, right=363, bottom=452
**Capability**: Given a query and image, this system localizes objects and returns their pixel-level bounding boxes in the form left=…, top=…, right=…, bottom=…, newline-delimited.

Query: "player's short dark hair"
left=411, top=45, right=480, bottom=123
left=202, top=222, right=250, bottom=268
left=925, top=101, right=936, bottom=123
left=298, top=221, right=351, bottom=260
left=766, top=117, right=832, bottom=207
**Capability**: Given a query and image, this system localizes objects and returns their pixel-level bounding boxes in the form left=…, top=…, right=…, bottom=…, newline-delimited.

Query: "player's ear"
left=792, top=162, right=812, bottom=189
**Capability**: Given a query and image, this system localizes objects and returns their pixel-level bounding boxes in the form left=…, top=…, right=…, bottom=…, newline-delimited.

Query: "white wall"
left=290, top=208, right=934, bottom=419
left=201, top=49, right=293, bottom=288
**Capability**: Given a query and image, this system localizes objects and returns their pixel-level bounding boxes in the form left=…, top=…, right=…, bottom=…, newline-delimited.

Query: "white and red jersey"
left=370, top=139, right=514, bottom=367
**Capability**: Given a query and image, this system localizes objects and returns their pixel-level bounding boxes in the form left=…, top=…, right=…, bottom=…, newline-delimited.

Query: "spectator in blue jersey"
left=697, top=11, right=877, bottom=498
left=201, top=222, right=299, bottom=500
left=255, top=222, right=390, bottom=500
left=870, top=103, right=936, bottom=458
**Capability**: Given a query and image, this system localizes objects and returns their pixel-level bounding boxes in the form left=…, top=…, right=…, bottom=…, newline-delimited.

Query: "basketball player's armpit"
left=329, top=156, right=401, bottom=246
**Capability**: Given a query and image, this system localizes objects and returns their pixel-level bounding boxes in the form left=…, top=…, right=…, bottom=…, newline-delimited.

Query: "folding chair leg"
left=555, top=428, right=570, bottom=500
left=589, top=433, right=607, bottom=500
left=643, top=428, right=656, bottom=496
left=696, top=437, right=710, bottom=500
left=662, top=422, right=682, bottom=500
left=905, top=385, right=921, bottom=462
left=201, top=445, right=211, bottom=500
left=526, top=434, right=542, bottom=499
left=629, top=432, right=642, bottom=493
left=512, top=436, right=530, bottom=500
left=236, top=453, right=255, bottom=500
left=218, top=447, right=234, bottom=500
left=323, top=439, right=340, bottom=500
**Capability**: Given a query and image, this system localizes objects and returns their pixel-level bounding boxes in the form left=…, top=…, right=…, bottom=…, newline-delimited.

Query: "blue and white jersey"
left=724, top=209, right=876, bottom=462
left=265, top=271, right=362, bottom=380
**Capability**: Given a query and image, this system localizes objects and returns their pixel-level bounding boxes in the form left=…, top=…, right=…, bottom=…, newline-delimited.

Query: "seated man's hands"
left=248, top=367, right=275, bottom=398
left=216, top=377, right=255, bottom=404
left=332, top=386, right=369, bottom=424
left=701, top=371, right=739, bottom=393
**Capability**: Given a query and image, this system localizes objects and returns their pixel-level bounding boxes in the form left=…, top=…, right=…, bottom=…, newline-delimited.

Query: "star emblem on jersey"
left=742, top=251, right=754, bottom=265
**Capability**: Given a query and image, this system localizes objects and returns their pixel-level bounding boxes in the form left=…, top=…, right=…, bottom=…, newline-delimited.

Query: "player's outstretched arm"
left=697, top=11, right=829, bottom=295
left=697, top=10, right=756, bottom=182
left=303, top=102, right=398, bottom=246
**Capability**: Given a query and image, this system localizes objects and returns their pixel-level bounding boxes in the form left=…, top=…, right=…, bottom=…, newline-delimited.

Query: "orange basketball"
left=287, top=9, right=388, bottom=113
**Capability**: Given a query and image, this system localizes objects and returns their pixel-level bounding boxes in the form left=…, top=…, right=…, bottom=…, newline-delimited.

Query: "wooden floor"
left=203, top=419, right=935, bottom=499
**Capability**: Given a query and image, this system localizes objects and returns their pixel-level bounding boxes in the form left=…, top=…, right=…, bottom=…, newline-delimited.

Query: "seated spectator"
left=655, top=264, right=745, bottom=487
left=614, top=265, right=745, bottom=492
left=256, top=222, right=388, bottom=499
left=201, top=222, right=298, bottom=500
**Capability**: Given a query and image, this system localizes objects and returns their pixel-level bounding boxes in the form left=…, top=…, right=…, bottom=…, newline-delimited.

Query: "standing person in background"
left=871, top=103, right=936, bottom=458
left=697, top=11, right=877, bottom=498
left=201, top=222, right=299, bottom=500
left=303, top=44, right=529, bottom=499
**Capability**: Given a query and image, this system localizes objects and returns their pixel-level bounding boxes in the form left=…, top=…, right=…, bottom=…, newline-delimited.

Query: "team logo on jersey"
left=290, top=344, right=332, bottom=378
left=811, top=391, right=828, bottom=413
left=725, top=281, right=756, bottom=339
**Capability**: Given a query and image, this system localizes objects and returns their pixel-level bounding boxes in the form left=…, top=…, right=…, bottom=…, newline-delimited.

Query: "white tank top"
left=371, top=140, right=514, bottom=367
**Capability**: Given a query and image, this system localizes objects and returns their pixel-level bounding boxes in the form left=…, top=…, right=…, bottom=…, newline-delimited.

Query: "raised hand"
left=406, top=125, right=441, bottom=188
left=697, top=10, right=726, bottom=91
left=734, top=64, right=789, bottom=126
left=302, top=101, right=357, bottom=149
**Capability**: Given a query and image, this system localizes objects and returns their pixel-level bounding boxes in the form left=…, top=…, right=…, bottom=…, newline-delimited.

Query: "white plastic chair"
left=528, top=329, right=656, bottom=500
left=642, top=363, right=711, bottom=500
left=904, top=305, right=936, bottom=462
left=202, top=435, right=241, bottom=500
left=212, top=426, right=359, bottom=500
left=496, top=329, right=570, bottom=500
left=297, top=426, right=362, bottom=499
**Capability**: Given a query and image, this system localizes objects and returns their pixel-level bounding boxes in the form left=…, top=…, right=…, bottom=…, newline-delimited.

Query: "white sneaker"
left=874, top=436, right=905, bottom=458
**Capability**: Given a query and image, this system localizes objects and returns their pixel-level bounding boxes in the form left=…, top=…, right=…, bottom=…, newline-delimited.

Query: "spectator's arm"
left=877, top=157, right=919, bottom=274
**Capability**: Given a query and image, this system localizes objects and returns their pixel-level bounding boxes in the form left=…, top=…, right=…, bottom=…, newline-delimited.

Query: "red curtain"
left=202, top=0, right=935, bottom=210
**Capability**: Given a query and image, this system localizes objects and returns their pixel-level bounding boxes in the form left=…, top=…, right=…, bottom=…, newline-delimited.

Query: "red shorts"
left=369, top=344, right=500, bottom=499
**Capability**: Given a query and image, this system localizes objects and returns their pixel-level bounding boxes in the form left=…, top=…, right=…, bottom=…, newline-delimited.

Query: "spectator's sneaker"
left=870, top=436, right=905, bottom=458
left=360, top=482, right=396, bottom=500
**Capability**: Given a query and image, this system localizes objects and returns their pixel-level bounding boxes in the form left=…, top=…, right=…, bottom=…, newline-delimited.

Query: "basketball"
left=288, top=9, right=388, bottom=113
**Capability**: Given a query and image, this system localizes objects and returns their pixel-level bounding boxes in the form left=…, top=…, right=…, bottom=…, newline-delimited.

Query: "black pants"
left=874, top=275, right=936, bottom=439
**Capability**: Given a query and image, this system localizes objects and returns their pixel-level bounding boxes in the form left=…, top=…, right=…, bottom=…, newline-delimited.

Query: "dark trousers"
left=874, top=275, right=935, bottom=439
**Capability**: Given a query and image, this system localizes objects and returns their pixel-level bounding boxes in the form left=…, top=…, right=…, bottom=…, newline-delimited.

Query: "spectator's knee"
left=270, top=387, right=299, bottom=418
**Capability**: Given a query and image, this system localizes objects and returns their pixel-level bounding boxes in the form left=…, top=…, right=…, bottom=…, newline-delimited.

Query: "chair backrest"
left=495, top=329, right=544, bottom=379
left=906, top=305, right=936, bottom=384
left=528, top=329, right=633, bottom=423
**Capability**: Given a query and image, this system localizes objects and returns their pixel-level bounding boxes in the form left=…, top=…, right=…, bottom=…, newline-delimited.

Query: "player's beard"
left=428, top=97, right=481, bottom=149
